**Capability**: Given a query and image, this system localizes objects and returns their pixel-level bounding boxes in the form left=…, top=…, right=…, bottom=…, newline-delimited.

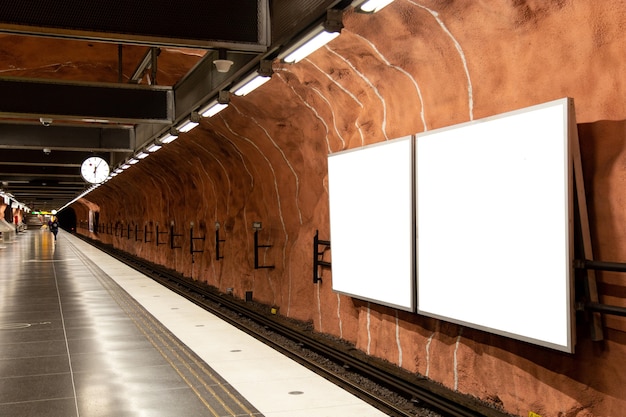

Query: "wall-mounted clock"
left=81, top=156, right=110, bottom=184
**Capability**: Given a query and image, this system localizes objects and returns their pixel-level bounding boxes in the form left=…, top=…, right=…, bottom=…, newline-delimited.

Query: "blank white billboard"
left=416, top=98, right=574, bottom=352
left=328, top=136, right=414, bottom=311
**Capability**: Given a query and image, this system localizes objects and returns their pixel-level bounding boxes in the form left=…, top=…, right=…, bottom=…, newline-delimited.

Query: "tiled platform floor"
left=0, top=229, right=387, bottom=417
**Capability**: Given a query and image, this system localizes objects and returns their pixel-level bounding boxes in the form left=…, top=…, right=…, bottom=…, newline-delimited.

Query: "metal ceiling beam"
left=0, top=124, right=134, bottom=152
left=0, top=78, right=173, bottom=124
left=130, top=48, right=160, bottom=84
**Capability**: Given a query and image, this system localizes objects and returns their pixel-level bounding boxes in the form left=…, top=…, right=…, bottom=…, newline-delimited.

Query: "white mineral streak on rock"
left=352, top=32, right=428, bottom=132
left=220, top=110, right=281, bottom=304
left=214, top=127, right=255, bottom=190
left=454, top=328, right=464, bottom=391
left=336, top=293, right=343, bottom=338
left=229, top=103, right=306, bottom=313
left=316, top=282, right=323, bottom=332
left=276, top=73, right=333, bottom=153
left=324, top=46, right=390, bottom=140
left=407, top=1, right=474, bottom=120
left=396, top=311, right=403, bottom=367
left=310, top=86, right=347, bottom=149
left=425, top=331, right=436, bottom=377
left=367, top=302, right=372, bottom=354
left=303, top=58, right=365, bottom=108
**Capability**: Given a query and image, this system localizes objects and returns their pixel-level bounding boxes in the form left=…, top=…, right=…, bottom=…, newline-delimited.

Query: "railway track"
left=80, top=236, right=513, bottom=417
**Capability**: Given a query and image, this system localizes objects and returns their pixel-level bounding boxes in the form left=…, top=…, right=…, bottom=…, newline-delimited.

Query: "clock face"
left=81, top=156, right=110, bottom=184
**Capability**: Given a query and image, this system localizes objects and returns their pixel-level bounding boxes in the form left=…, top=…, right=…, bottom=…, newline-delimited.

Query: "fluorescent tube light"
left=357, top=0, right=394, bottom=13
left=177, top=119, right=198, bottom=133
left=147, top=143, right=162, bottom=152
left=280, top=9, right=343, bottom=64
left=160, top=132, right=179, bottom=143
left=136, top=151, right=149, bottom=159
left=283, top=30, right=340, bottom=63
left=128, top=158, right=139, bottom=165
left=201, top=100, right=228, bottom=117
left=232, top=74, right=271, bottom=96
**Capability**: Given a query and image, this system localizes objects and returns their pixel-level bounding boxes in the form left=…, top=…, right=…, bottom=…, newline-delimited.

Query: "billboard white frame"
left=328, top=136, right=415, bottom=311
left=415, top=98, right=574, bottom=353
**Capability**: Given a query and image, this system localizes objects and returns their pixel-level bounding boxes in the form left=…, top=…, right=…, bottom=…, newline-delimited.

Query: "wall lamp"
left=231, top=60, right=273, bottom=97
left=279, top=9, right=343, bottom=64
left=200, top=90, right=230, bottom=118
left=177, top=112, right=200, bottom=133
left=354, top=0, right=394, bottom=13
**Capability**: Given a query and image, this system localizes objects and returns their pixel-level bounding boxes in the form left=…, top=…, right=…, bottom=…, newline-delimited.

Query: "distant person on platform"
left=49, top=218, right=59, bottom=240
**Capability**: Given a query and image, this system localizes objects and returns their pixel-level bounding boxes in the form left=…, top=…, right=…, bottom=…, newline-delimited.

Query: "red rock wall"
left=74, top=2, right=626, bottom=416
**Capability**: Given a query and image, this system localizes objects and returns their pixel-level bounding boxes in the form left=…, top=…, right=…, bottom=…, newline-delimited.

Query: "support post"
left=571, top=103, right=604, bottom=341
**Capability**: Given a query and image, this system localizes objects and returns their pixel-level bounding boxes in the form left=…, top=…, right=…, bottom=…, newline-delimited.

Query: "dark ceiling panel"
left=0, top=78, right=172, bottom=123
left=0, top=124, right=133, bottom=152
left=0, top=0, right=261, bottom=45
left=0, top=149, right=104, bottom=166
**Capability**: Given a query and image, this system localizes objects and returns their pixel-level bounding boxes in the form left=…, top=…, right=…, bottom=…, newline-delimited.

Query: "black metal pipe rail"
left=576, top=258, right=626, bottom=273
left=574, top=259, right=626, bottom=317
left=78, top=236, right=512, bottom=417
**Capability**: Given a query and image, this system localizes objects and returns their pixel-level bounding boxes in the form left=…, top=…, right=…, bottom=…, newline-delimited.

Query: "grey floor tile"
left=0, top=397, right=78, bottom=417
left=0, top=355, right=70, bottom=378
left=0, top=340, right=68, bottom=360
left=0, top=373, right=75, bottom=403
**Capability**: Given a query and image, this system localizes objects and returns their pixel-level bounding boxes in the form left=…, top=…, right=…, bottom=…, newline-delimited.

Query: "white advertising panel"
left=328, top=136, right=414, bottom=311
left=416, top=98, right=574, bottom=352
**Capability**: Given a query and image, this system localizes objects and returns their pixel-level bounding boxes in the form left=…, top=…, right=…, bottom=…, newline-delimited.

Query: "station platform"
left=0, top=229, right=388, bottom=417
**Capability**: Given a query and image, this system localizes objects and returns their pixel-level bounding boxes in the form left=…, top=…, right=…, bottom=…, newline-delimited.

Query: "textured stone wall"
left=74, top=2, right=626, bottom=416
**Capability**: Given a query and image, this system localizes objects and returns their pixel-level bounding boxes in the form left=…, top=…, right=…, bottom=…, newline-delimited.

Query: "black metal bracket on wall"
left=574, top=259, right=626, bottom=317
left=134, top=225, right=142, bottom=242
left=155, top=224, right=168, bottom=246
left=313, top=230, right=331, bottom=283
left=216, top=228, right=225, bottom=260
left=144, top=225, right=152, bottom=243
left=254, top=229, right=274, bottom=269
left=190, top=222, right=205, bottom=263
left=170, top=223, right=183, bottom=249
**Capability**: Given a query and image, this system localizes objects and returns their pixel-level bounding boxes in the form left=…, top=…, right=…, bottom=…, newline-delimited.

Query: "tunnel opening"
left=57, top=207, right=77, bottom=233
